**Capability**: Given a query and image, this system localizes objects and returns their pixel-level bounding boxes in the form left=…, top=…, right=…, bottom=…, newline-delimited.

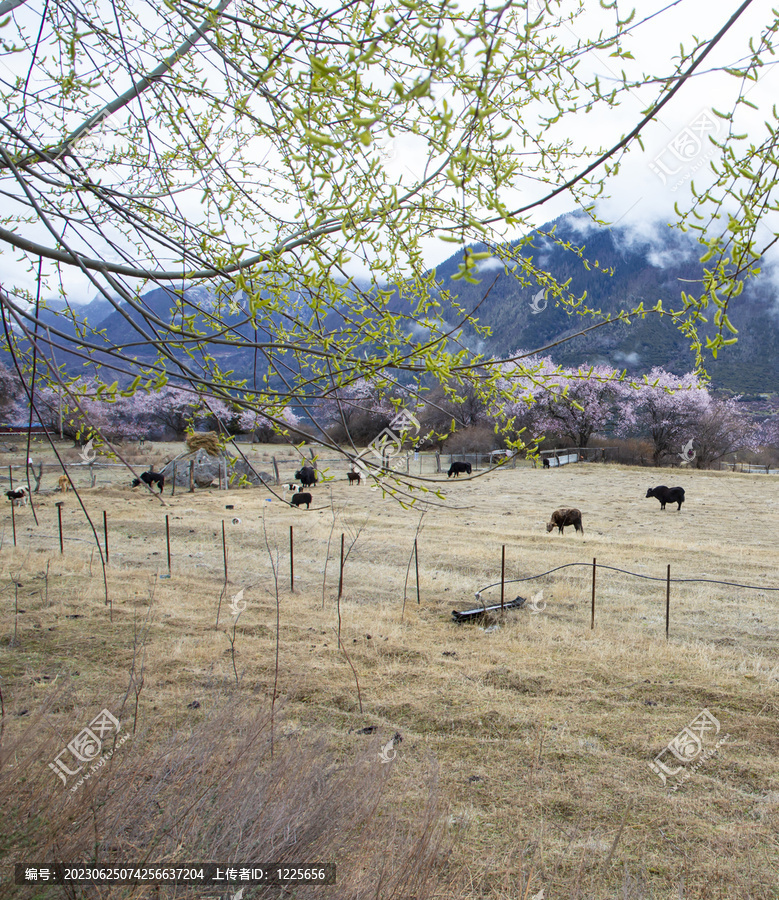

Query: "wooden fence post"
left=222, top=520, right=228, bottom=583
left=171, top=463, right=176, bottom=497
left=273, top=456, right=280, bottom=485
left=189, top=460, right=194, bottom=492
left=337, top=533, right=345, bottom=600
left=290, top=525, right=294, bottom=591
left=666, top=564, right=671, bottom=639
left=590, top=557, right=596, bottom=629
left=103, top=510, right=109, bottom=563
left=414, top=538, right=420, bottom=605
left=501, top=545, right=505, bottom=611
left=56, top=502, right=64, bottom=554
left=166, top=515, right=171, bottom=574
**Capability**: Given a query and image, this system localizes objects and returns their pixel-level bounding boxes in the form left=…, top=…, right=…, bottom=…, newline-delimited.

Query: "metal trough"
left=452, top=596, right=527, bottom=623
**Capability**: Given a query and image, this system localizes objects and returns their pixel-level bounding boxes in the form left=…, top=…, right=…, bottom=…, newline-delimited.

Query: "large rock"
left=161, top=449, right=223, bottom=487
left=160, top=451, right=274, bottom=488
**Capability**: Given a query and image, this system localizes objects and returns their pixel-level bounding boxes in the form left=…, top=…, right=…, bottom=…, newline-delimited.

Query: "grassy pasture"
left=1, top=444, right=778, bottom=899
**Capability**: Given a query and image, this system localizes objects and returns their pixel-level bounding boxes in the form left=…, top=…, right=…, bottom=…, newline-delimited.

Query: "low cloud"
left=613, top=350, right=641, bottom=366
left=477, top=256, right=508, bottom=272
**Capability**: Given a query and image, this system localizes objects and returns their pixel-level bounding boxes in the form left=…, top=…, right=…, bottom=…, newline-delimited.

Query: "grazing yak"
left=646, top=485, right=685, bottom=511
left=295, top=465, right=317, bottom=488
left=546, top=507, right=584, bottom=535
left=347, top=471, right=361, bottom=485
left=291, top=491, right=312, bottom=509
left=6, top=487, right=28, bottom=507
left=448, top=461, right=472, bottom=478
left=132, top=471, right=165, bottom=493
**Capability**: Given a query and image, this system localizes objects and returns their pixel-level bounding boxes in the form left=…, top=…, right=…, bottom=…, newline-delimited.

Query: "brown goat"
left=546, top=507, right=584, bottom=535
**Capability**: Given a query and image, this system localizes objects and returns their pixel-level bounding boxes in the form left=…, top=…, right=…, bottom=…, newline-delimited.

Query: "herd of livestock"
left=4, top=457, right=687, bottom=537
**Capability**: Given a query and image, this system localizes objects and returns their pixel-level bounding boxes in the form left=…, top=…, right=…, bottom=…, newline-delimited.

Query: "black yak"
left=295, top=466, right=317, bottom=488
left=132, top=471, right=165, bottom=493
left=646, top=486, right=685, bottom=511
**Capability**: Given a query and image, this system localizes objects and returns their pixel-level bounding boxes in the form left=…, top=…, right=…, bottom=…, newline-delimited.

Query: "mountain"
left=18, top=211, right=779, bottom=394
left=429, top=212, right=779, bottom=393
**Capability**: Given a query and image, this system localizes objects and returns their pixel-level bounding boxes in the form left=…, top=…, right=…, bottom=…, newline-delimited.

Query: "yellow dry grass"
left=1, top=443, right=778, bottom=898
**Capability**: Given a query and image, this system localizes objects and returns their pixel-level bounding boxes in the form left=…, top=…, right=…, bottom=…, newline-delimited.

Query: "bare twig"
left=225, top=613, right=241, bottom=688
left=261, top=509, right=281, bottom=757
left=402, top=512, right=426, bottom=622
left=119, top=577, right=156, bottom=734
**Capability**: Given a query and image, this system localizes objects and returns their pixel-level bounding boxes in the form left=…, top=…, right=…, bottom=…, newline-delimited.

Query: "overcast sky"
left=3, top=0, right=779, bottom=301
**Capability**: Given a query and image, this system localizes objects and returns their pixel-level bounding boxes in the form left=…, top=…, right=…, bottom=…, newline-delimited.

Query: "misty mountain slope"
left=431, top=212, right=779, bottom=392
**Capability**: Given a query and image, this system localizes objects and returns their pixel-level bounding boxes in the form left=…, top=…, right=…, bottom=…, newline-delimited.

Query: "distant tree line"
left=3, top=358, right=777, bottom=469
left=305, top=359, right=779, bottom=469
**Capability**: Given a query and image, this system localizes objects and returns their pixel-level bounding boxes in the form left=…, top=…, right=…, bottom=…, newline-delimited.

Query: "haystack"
left=186, top=431, right=222, bottom=456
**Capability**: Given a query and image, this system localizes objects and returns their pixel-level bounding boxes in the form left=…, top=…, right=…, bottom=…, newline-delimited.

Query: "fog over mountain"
left=429, top=211, right=779, bottom=394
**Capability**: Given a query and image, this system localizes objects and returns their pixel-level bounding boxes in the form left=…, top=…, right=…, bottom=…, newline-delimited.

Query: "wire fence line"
left=476, top=561, right=779, bottom=596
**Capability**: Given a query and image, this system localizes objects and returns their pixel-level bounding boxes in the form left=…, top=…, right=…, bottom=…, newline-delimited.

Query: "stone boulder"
left=161, top=448, right=224, bottom=487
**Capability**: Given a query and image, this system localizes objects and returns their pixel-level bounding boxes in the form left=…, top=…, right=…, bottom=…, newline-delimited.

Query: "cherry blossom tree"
left=238, top=406, right=301, bottom=443
left=489, top=354, right=557, bottom=449
left=690, top=397, right=758, bottom=468
left=755, top=414, right=779, bottom=450
left=619, top=369, right=710, bottom=466
left=534, top=364, right=632, bottom=448
left=621, top=369, right=755, bottom=468
left=490, top=357, right=631, bottom=450
left=319, top=379, right=397, bottom=446
left=33, top=381, right=146, bottom=443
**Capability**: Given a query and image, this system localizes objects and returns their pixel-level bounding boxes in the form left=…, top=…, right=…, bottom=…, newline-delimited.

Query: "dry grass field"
left=1, top=440, right=778, bottom=899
